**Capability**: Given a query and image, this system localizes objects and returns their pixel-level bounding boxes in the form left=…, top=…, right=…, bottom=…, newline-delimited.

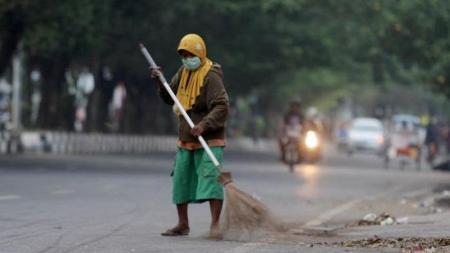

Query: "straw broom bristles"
left=219, top=173, right=286, bottom=240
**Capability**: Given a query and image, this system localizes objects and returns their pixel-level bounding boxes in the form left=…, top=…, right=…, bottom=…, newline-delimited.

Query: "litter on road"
left=331, top=236, right=450, bottom=252
left=349, top=212, right=399, bottom=227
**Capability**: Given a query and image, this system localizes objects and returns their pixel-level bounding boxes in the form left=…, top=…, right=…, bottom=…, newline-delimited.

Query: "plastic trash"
left=420, top=200, right=433, bottom=208
left=380, top=217, right=395, bottom=226
left=363, top=213, right=377, bottom=222
left=396, top=216, right=408, bottom=224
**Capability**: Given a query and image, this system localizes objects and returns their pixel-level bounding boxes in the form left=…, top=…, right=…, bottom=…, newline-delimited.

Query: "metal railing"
left=4, top=131, right=276, bottom=155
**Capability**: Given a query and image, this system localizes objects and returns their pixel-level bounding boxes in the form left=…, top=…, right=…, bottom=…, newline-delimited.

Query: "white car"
left=346, top=118, right=385, bottom=155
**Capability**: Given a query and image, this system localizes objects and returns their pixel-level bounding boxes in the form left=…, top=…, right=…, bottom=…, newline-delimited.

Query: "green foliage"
left=1, top=0, right=449, bottom=131
left=23, top=0, right=99, bottom=60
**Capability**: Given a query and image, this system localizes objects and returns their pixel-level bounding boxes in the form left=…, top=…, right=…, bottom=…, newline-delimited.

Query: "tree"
left=21, top=0, right=106, bottom=129
left=1, top=0, right=449, bottom=133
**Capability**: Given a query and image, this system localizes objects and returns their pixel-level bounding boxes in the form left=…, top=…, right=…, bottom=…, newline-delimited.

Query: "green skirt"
left=172, top=147, right=224, bottom=204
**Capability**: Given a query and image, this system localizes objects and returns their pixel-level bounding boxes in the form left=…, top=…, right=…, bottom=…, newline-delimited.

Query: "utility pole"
left=10, top=43, right=22, bottom=153
left=12, top=50, right=22, bottom=130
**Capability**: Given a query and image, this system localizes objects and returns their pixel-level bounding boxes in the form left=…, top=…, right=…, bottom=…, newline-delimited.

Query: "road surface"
left=1, top=145, right=449, bottom=252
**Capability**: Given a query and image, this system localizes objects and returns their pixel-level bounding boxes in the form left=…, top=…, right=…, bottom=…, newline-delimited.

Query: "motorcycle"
left=301, top=129, right=322, bottom=163
left=282, top=124, right=301, bottom=172
left=282, top=125, right=322, bottom=172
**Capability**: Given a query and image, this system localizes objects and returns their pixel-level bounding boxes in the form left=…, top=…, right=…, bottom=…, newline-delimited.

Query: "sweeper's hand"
left=191, top=125, right=204, bottom=136
left=150, top=67, right=163, bottom=80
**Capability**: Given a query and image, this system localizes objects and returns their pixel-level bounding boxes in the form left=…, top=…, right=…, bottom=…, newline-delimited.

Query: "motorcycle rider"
left=278, top=100, right=304, bottom=162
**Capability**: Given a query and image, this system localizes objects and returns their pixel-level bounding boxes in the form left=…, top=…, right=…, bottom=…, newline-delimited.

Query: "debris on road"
left=433, top=160, right=450, bottom=172
left=380, top=216, right=395, bottom=226
left=349, top=212, right=399, bottom=227
left=396, top=216, right=409, bottom=224
left=362, top=213, right=377, bottom=222
left=305, top=237, right=450, bottom=252
left=434, top=193, right=450, bottom=208
left=416, top=187, right=450, bottom=213
left=330, top=236, right=450, bottom=252
left=421, top=199, right=434, bottom=208
left=291, top=226, right=338, bottom=236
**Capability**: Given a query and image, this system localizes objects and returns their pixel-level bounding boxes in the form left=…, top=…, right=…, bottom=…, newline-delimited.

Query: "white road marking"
left=0, top=195, right=21, bottom=200
left=401, top=188, right=430, bottom=198
left=50, top=189, right=74, bottom=195
left=303, top=185, right=407, bottom=228
left=303, top=199, right=361, bottom=227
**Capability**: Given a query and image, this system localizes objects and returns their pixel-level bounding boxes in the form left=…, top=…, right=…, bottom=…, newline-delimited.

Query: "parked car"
left=346, top=117, right=385, bottom=155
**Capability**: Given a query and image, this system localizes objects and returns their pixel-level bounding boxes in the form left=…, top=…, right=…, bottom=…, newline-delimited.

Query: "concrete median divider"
left=14, top=131, right=276, bottom=155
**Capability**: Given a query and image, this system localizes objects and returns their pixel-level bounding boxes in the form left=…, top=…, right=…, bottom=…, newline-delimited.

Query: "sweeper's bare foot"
left=161, top=224, right=190, bottom=236
left=208, top=225, right=223, bottom=240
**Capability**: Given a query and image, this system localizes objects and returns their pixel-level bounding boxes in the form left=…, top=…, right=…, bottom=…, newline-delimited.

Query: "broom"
left=140, top=44, right=283, bottom=238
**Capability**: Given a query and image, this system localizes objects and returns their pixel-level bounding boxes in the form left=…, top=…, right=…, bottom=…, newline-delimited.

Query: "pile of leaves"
left=325, top=236, right=450, bottom=252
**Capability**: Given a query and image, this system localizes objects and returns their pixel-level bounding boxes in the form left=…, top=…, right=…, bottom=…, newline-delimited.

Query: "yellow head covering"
left=175, top=34, right=213, bottom=115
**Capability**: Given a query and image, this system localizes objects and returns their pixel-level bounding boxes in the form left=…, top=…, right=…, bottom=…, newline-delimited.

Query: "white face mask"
left=181, top=56, right=201, bottom=70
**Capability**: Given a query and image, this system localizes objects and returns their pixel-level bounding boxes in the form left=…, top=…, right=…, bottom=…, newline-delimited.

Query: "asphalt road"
left=1, top=145, right=449, bottom=253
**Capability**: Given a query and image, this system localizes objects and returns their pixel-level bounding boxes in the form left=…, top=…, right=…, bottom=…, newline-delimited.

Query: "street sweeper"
left=149, top=33, right=229, bottom=238
left=143, top=34, right=282, bottom=240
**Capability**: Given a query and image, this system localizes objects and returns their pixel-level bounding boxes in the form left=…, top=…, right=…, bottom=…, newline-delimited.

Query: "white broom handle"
left=140, top=44, right=221, bottom=168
